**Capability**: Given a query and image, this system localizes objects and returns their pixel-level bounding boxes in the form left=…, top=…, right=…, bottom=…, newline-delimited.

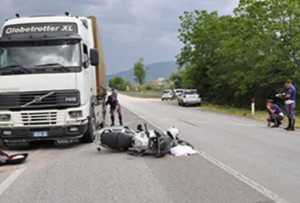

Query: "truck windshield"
left=0, top=40, right=80, bottom=75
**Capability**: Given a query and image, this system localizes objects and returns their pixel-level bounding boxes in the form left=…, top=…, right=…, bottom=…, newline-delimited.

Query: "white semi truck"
left=0, top=14, right=107, bottom=148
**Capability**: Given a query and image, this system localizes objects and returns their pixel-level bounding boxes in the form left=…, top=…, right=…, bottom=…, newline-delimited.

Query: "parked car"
left=174, top=89, right=184, bottom=97
left=177, top=89, right=202, bottom=106
left=161, top=90, right=175, bottom=101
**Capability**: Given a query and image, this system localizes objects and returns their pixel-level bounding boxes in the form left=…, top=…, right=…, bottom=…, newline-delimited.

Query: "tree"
left=170, top=72, right=182, bottom=88
left=134, top=58, right=146, bottom=85
left=177, top=0, right=300, bottom=109
left=109, top=77, right=130, bottom=91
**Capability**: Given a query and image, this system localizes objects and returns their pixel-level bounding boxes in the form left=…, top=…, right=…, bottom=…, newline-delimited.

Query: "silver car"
left=174, top=89, right=184, bottom=97
left=161, top=90, right=175, bottom=101
left=177, top=89, right=202, bottom=106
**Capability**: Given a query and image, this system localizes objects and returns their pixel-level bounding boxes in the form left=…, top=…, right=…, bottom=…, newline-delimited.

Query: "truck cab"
left=0, top=15, right=106, bottom=148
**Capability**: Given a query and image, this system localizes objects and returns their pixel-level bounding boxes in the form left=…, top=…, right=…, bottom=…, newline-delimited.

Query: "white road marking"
left=0, top=167, right=26, bottom=196
left=127, top=108, right=289, bottom=203
left=198, top=151, right=288, bottom=203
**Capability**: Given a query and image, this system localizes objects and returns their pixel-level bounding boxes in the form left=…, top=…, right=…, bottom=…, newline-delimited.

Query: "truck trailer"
left=0, top=14, right=107, bottom=148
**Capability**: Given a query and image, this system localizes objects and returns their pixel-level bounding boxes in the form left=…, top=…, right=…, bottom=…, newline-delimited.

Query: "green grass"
left=121, top=91, right=162, bottom=99
left=201, top=104, right=266, bottom=121
left=201, top=103, right=300, bottom=128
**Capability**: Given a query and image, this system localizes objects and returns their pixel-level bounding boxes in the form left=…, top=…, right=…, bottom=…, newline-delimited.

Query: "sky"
left=0, top=0, right=239, bottom=74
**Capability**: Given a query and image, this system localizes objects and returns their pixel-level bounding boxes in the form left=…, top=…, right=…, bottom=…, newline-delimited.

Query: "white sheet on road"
left=170, top=145, right=198, bottom=157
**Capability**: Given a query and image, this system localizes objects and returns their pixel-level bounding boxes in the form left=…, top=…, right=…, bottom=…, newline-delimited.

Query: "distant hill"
left=108, top=61, right=178, bottom=83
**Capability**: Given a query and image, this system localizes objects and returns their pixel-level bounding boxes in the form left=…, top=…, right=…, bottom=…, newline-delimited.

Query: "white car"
left=174, top=89, right=184, bottom=97
left=177, top=89, right=202, bottom=106
left=161, top=90, right=175, bottom=101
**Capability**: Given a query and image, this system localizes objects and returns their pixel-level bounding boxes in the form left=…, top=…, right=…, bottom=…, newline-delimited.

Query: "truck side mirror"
left=90, top=48, right=99, bottom=66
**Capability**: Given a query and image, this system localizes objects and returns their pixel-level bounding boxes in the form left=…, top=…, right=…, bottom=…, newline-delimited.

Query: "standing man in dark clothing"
left=105, top=89, right=123, bottom=126
left=277, top=80, right=296, bottom=131
left=266, top=100, right=284, bottom=128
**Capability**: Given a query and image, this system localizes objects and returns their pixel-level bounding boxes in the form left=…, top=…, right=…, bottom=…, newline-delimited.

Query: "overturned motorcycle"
left=95, top=124, right=198, bottom=158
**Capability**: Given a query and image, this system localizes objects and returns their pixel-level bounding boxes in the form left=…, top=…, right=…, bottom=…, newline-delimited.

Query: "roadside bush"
left=109, top=77, right=131, bottom=91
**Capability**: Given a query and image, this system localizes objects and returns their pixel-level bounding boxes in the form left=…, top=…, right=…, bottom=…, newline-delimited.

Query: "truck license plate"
left=33, top=131, right=48, bottom=137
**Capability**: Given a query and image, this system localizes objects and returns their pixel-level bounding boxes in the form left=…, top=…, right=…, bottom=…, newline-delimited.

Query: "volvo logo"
left=34, top=96, right=43, bottom=103
left=21, top=91, right=55, bottom=108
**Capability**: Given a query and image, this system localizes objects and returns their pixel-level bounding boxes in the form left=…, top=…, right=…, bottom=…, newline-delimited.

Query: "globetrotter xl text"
left=3, top=23, right=77, bottom=36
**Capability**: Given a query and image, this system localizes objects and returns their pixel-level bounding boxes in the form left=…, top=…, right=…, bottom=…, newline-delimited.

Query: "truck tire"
left=81, top=106, right=96, bottom=143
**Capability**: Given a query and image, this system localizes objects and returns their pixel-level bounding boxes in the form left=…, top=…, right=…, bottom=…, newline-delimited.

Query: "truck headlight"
left=69, top=111, right=83, bottom=118
left=0, top=114, right=11, bottom=122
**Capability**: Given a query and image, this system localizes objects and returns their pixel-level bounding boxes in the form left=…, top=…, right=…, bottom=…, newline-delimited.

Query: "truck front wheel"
left=80, top=106, right=96, bottom=143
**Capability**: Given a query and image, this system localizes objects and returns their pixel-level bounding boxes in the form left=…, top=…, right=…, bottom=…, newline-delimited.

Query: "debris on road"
left=95, top=124, right=197, bottom=158
left=170, top=145, right=198, bottom=157
left=0, top=150, right=28, bottom=166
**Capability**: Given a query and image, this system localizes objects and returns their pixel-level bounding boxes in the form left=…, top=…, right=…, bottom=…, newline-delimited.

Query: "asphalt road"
left=0, top=94, right=298, bottom=203
left=119, top=94, right=300, bottom=203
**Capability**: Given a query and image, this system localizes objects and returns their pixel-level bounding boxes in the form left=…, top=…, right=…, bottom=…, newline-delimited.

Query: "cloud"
left=0, top=0, right=239, bottom=74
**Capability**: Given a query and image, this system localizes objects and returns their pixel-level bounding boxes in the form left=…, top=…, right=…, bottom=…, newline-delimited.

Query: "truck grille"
left=0, top=90, right=80, bottom=110
left=21, top=112, right=57, bottom=126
